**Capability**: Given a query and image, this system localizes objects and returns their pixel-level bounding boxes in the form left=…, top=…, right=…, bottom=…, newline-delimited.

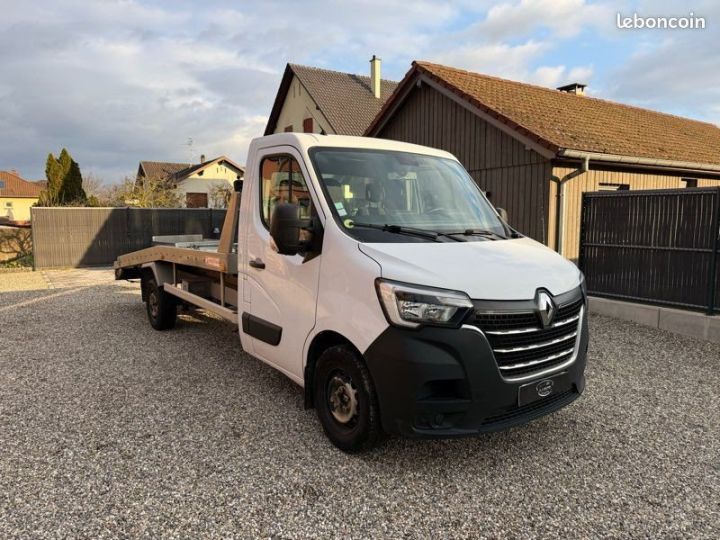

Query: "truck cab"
left=117, top=133, right=589, bottom=452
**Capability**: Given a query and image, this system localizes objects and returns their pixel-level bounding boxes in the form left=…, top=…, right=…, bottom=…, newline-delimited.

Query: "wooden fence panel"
left=31, top=207, right=227, bottom=268
left=579, top=188, right=720, bottom=314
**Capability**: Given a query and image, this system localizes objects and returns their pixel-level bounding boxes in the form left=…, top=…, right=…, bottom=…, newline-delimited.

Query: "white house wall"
left=176, top=163, right=241, bottom=208
left=274, top=75, right=333, bottom=134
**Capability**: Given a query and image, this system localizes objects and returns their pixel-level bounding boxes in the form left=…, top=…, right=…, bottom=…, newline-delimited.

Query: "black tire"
left=144, top=276, right=177, bottom=330
left=314, top=345, right=382, bottom=452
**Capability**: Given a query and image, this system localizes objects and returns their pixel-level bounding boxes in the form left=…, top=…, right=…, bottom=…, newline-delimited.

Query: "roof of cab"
left=250, top=133, right=457, bottom=160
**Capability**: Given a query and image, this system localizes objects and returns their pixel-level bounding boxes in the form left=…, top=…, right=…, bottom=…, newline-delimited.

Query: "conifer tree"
left=39, top=148, right=87, bottom=205
left=39, top=153, right=63, bottom=205
left=58, top=148, right=86, bottom=204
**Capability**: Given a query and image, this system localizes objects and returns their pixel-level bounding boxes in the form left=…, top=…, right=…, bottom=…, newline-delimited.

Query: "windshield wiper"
left=443, top=229, right=508, bottom=240
left=349, top=222, right=441, bottom=242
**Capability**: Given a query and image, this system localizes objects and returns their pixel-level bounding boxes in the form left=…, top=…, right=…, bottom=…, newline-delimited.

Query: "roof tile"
left=0, top=171, right=44, bottom=198
left=285, top=64, right=398, bottom=136
left=371, top=61, right=720, bottom=167
left=138, top=157, right=244, bottom=182
left=139, top=161, right=192, bottom=180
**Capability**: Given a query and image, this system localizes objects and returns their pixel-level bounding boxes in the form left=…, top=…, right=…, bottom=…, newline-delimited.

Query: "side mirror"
left=270, top=203, right=311, bottom=256
left=497, top=207, right=509, bottom=223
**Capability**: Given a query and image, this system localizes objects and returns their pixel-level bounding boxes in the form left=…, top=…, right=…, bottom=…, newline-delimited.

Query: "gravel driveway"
left=1, top=276, right=718, bottom=538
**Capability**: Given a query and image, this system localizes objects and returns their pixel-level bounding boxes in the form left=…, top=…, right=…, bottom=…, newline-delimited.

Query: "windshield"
left=310, top=148, right=507, bottom=242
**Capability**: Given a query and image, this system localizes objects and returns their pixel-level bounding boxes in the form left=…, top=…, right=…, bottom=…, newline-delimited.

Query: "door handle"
left=249, top=258, right=265, bottom=269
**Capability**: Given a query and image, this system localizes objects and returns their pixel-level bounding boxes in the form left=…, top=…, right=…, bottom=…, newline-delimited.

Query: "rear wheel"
left=144, top=276, right=177, bottom=330
left=314, top=345, right=382, bottom=452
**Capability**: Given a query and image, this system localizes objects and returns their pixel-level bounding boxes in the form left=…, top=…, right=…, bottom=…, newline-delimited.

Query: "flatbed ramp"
left=115, top=245, right=237, bottom=274
left=114, top=188, right=242, bottom=324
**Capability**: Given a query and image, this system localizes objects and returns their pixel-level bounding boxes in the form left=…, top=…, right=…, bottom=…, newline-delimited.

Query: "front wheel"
left=314, top=345, right=382, bottom=452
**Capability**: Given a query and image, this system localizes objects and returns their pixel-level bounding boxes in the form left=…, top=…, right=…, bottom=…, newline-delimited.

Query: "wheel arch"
left=139, top=262, right=173, bottom=302
left=304, top=330, right=364, bottom=410
left=141, top=261, right=173, bottom=285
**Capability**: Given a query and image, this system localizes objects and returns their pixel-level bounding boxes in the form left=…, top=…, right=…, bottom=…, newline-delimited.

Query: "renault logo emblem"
left=536, top=379, right=554, bottom=397
left=535, top=290, right=556, bottom=328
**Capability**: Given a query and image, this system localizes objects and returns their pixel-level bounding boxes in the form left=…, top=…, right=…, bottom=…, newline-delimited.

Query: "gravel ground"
left=0, top=267, right=114, bottom=293
left=1, top=279, right=718, bottom=538
left=0, top=269, right=49, bottom=292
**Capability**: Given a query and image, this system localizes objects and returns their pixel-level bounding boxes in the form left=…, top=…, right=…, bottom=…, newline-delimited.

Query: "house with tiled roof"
left=366, top=61, right=720, bottom=260
left=0, top=170, right=44, bottom=224
left=136, top=156, right=244, bottom=208
left=264, top=56, right=398, bottom=136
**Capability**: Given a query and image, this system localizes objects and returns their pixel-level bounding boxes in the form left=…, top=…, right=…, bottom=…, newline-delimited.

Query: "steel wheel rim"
left=149, top=291, right=159, bottom=319
left=327, top=372, right=358, bottom=426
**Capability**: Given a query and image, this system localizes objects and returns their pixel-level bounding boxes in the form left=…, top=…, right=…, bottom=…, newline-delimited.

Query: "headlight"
left=579, top=271, right=587, bottom=300
left=375, top=279, right=473, bottom=328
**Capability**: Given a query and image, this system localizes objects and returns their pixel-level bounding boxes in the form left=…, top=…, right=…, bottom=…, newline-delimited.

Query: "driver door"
left=243, top=148, right=322, bottom=383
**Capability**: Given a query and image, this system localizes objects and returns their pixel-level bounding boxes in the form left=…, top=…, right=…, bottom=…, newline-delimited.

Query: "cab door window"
left=260, top=155, right=312, bottom=229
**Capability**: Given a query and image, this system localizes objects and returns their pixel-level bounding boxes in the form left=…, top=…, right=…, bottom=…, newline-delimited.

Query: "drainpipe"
left=550, top=155, right=589, bottom=255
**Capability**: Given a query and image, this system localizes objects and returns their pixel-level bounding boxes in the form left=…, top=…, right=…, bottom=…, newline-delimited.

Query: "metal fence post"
left=707, top=188, right=720, bottom=315
left=30, top=207, right=37, bottom=271
left=578, top=193, right=587, bottom=272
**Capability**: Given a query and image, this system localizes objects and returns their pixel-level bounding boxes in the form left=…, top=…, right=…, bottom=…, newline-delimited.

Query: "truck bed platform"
left=114, top=196, right=243, bottom=323
left=114, top=245, right=238, bottom=274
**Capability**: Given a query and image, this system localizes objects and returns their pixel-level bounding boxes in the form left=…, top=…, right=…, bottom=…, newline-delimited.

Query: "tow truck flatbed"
left=114, top=186, right=241, bottom=322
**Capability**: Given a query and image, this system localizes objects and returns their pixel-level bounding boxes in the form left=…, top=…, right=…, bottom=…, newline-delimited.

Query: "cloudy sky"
left=1, top=0, right=718, bottom=182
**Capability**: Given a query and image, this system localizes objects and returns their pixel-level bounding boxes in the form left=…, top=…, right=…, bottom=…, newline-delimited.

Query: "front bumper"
left=363, top=310, right=589, bottom=438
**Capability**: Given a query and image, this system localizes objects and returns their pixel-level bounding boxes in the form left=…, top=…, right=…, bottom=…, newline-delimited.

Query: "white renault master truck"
left=115, top=133, right=588, bottom=452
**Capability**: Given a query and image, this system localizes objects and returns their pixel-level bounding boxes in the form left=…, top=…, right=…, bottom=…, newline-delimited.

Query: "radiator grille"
left=470, top=294, right=584, bottom=379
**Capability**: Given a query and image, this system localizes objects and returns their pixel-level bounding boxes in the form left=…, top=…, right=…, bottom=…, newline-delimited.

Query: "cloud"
left=530, top=65, right=593, bottom=87
left=0, top=0, right=715, bottom=182
left=422, top=0, right=607, bottom=87
left=468, top=0, right=616, bottom=42
left=605, top=0, right=720, bottom=124
left=431, top=41, right=550, bottom=80
left=0, top=0, right=466, bottom=181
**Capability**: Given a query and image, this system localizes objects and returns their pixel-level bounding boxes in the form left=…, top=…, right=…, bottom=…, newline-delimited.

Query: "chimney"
left=370, top=55, right=381, bottom=99
left=557, top=82, right=587, bottom=96
left=200, top=154, right=206, bottom=164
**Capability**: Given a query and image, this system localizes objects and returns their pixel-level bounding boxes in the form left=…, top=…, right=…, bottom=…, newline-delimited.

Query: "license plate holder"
left=518, top=372, right=572, bottom=407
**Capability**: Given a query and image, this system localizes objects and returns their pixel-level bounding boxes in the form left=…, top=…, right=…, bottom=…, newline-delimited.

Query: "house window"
left=5, top=201, right=13, bottom=208
left=303, top=118, right=313, bottom=133
left=682, top=178, right=698, bottom=188
left=259, top=155, right=312, bottom=229
left=284, top=125, right=293, bottom=133
left=598, top=183, right=630, bottom=191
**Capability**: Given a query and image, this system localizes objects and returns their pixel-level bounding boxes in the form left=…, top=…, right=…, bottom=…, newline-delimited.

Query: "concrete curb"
left=0, top=267, right=33, bottom=273
left=589, top=296, right=720, bottom=343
